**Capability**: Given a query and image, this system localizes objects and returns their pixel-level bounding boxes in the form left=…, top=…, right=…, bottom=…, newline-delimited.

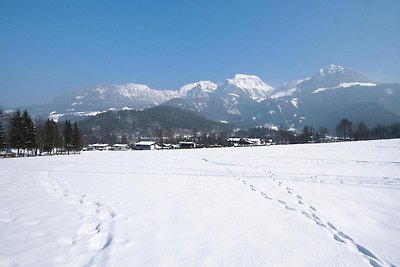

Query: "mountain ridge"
left=3, top=65, right=400, bottom=130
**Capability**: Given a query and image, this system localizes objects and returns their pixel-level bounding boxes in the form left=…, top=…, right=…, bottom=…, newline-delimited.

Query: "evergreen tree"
left=22, top=110, right=37, bottom=153
left=43, top=119, right=56, bottom=153
left=8, top=110, right=24, bottom=155
left=63, top=120, right=73, bottom=154
left=53, top=122, right=61, bottom=153
left=35, top=120, right=44, bottom=155
left=0, top=123, right=4, bottom=151
left=0, top=111, right=4, bottom=151
left=72, top=122, right=82, bottom=151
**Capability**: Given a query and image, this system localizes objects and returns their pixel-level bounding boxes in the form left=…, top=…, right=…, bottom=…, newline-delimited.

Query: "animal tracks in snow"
left=40, top=171, right=115, bottom=266
left=202, top=158, right=395, bottom=267
left=260, top=172, right=394, bottom=267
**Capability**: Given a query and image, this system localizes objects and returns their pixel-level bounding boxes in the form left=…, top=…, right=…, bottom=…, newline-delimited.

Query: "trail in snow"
left=202, top=158, right=396, bottom=267
left=40, top=170, right=116, bottom=266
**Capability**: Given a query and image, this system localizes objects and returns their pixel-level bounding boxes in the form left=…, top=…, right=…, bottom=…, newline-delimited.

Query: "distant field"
left=1, top=140, right=399, bottom=266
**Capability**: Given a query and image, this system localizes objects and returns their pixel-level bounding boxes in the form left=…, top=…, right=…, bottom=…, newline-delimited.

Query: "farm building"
left=227, top=138, right=265, bottom=147
left=135, top=141, right=156, bottom=150
left=111, top=144, right=129, bottom=151
left=179, top=141, right=196, bottom=149
left=88, top=143, right=111, bottom=151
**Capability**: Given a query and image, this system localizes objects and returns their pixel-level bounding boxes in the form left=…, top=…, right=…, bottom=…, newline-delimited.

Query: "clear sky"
left=1, top=0, right=399, bottom=107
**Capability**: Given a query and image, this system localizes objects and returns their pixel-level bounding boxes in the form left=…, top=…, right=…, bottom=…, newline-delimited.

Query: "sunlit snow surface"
left=1, top=140, right=399, bottom=267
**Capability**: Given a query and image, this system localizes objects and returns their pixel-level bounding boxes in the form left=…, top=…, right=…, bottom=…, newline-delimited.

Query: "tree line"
left=1, top=109, right=399, bottom=153
left=0, top=110, right=82, bottom=156
left=335, top=118, right=400, bottom=141
left=234, top=119, right=400, bottom=145
left=82, top=117, right=400, bottom=147
left=295, top=119, right=400, bottom=143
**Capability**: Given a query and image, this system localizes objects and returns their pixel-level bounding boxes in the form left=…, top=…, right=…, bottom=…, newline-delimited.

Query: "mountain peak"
left=179, top=81, right=217, bottom=98
left=272, top=65, right=373, bottom=98
left=215, top=74, right=274, bottom=100
left=228, top=74, right=273, bottom=92
left=313, top=64, right=371, bottom=84
left=116, top=83, right=152, bottom=92
left=319, top=64, right=344, bottom=76
left=233, top=73, right=260, bottom=80
left=179, top=81, right=217, bottom=92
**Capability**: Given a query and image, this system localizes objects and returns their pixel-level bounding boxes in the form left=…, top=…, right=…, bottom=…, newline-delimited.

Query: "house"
left=227, top=137, right=241, bottom=147
left=178, top=141, right=196, bottom=149
left=245, top=138, right=265, bottom=146
left=160, top=143, right=174, bottom=149
left=112, top=144, right=129, bottom=151
left=135, top=141, right=156, bottom=150
left=88, top=143, right=111, bottom=151
left=227, top=138, right=266, bottom=147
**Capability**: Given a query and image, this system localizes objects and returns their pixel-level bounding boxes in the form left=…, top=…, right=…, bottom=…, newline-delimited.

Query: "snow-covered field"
left=1, top=140, right=399, bottom=267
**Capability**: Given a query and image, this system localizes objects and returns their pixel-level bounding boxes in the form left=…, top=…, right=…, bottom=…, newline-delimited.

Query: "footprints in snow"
left=297, top=195, right=304, bottom=205
left=260, top=174, right=390, bottom=266
left=260, top=191, right=273, bottom=200
left=41, top=172, right=115, bottom=264
left=76, top=200, right=115, bottom=251
left=259, top=172, right=390, bottom=266
left=202, top=159, right=392, bottom=267
left=309, top=210, right=387, bottom=267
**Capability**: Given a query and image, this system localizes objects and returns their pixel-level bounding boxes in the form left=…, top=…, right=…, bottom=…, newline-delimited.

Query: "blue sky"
left=1, top=0, right=399, bottom=107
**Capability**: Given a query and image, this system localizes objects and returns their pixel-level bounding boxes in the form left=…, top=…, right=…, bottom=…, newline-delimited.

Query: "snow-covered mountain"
left=115, top=83, right=180, bottom=104
left=271, top=64, right=373, bottom=98
left=266, top=64, right=400, bottom=129
left=215, top=74, right=273, bottom=100
left=24, top=83, right=181, bottom=121
left=165, top=66, right=400, bottom=130
left=22, top=74, right=274, bottom=122
left=178, top=81, right=217, bottom=99
left=163, top=74, right=275, bottom=126
left=10, top=65, right=400, bottom=130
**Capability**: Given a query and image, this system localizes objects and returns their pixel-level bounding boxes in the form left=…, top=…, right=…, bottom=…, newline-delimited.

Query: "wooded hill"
left=79, top=105, right=233, bottom=144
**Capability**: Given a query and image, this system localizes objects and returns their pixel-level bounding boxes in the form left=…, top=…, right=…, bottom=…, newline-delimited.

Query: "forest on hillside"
left=1, top=106, right=400, bottom=156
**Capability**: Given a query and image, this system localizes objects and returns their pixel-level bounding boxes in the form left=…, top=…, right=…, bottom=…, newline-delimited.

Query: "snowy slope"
left=216, top=74, right=274, bottom=100
left=115, top=83, right=180, bottom=103
left=162, top=74, right=276, bottom=126
left=265, top=65, right=400, bottom=129
left=1, top=139, right=399, bottom=266
left=16, top=64, right=399, bottom=129
left=178, top=81, right=217, bottom=99
left=163, top=66, right=400, bottom=129
left=271, top=64, right=373, bottom=98
left=30, top=83, right=182, bottom=121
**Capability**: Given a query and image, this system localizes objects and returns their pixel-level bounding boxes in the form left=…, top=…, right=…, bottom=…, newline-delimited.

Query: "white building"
left=227, top=138, right=265, bottom=147
left=88, top=143, right=111, bottom=151
left=112, top=144, right=129, bottom=151
left=135, top=141, right=156, bottom=150
left=246, top=138, right=265, bottom=146
left=227, top=137, right=241, bottom=147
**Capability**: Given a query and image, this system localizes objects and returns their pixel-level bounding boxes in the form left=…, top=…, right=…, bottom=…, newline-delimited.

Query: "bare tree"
left=354, top=122, right=369, bottom=140
left=336, top=118, right=353, bottom=140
